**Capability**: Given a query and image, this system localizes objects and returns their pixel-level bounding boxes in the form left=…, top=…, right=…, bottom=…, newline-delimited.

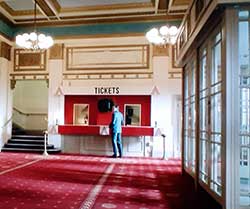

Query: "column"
left=47, top=44, right=64, bottom=148
left=0, top=42, right=12, bottom=148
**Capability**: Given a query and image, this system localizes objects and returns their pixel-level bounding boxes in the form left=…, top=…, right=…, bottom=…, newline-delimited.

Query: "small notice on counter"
left=99, top=126, right=110, bottom=135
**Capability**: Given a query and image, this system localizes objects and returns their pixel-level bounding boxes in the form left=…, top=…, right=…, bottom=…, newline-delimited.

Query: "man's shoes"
left=118, top=155, right=122, bottom=158
left=111, top=154, right=117, bottom=158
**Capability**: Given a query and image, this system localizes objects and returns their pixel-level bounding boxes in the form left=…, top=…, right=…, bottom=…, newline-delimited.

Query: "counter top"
left=58, top=125, right=154, bottom=136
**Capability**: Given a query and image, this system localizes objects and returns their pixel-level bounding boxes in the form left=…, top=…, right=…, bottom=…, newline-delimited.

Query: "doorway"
left=12, top=80, right=48, bottom=134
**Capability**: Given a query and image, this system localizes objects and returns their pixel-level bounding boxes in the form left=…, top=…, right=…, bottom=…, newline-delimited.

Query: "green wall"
left=2, top=20, right=180, bottom=39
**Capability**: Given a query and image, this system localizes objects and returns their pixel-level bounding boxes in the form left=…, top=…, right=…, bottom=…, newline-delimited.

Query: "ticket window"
left=124, top=104, right=141, bottom=126
left=73, top=104, right=89, bottom=125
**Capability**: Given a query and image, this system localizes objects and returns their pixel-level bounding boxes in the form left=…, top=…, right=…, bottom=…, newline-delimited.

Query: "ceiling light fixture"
left=15, top=0, right=54, bottom=50
left=146, top=25, right=178, bottom=45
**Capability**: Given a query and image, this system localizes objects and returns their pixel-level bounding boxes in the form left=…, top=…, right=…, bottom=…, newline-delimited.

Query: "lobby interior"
left=0, top=1, right=249, bottom=209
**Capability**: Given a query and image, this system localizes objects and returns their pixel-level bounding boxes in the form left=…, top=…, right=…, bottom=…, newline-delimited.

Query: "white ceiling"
left=5, top=0, right=34, bottom=10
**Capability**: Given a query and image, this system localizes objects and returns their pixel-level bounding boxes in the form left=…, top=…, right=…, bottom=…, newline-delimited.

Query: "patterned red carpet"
left=0, top=153, right=221, bottom=209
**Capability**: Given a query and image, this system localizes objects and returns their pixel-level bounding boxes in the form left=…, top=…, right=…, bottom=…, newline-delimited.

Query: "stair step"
left=4, top=143, right=54, bottom=149
left=9, top=139, right=44, bottom=144
left=3, top=129, right=61, bottom=154
left=1, top=147, right=61, bottom=153
left=12, top=135, right=44, bottom=140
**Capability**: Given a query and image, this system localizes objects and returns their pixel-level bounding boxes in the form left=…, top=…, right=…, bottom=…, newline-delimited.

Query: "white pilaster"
left=151, top=56, right=181, bottom=158
left=48, top=59, right=64, bottom=148
left=0, top=57, right=12, bottom=149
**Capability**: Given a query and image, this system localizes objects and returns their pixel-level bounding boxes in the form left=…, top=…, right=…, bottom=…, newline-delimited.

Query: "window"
left=199, top=47, right=209, bottom=184
left=184, top=59, right=196, bottom=174
left=198, top=30, right=223, bottom=197
left=124, top=104, right=141, bottom=126
left=239, top=10, right=250, bottom=207
left=210, top=32, right=222, bottom=196
left=73, top=104, right=89, bottom=125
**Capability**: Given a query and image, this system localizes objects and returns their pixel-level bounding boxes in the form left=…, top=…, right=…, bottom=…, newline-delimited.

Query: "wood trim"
left=0, top=41, right=11, bottom=61
left=10, top=73, right=48, bottom=77
left=36, top=0, right=56, bottom=17
left=181, top=66, right=185, bottom=173
left=194, top=48, right=200, bottom=191
left=60, top=2, right=154, bottom=13
left=14, top=49, right=47, bottom=72
left=59, top=11, right=155, bottom=20
left=15, top=14, right=183, bottom=27
left=54, top=33, right=145, bottom=40
left=63, top=71, right=153, bottom=75
left=175, top=0, right=218, bottom=66
left=66, top=44, right=150, bottom=71
left=63, top=73, right=153, bottom=80
left=198, top=179, right=224, bottom=206
left=0, top=2, right=15, bottom=15
left=223, top=8, right=239, bottom=209
left=50, top=0, right=61, bottom=12
left=0, top=2, right=35, bottom=16
left=172, top=0, right=190, bottom=6
left=177, top=6, right=224, bottom=67
left=152, top=45, right=169, bottom=56
left=49, top=43, right=64, bottom=59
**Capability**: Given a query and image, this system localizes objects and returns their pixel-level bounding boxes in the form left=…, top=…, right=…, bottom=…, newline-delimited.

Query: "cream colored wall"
left=47, top=35, right=182, bottom=157
left=13, top=80, right=48, bottom=113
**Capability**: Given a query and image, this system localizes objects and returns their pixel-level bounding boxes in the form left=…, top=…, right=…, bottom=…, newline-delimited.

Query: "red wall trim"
left=64, top=95, right=151, bottom=126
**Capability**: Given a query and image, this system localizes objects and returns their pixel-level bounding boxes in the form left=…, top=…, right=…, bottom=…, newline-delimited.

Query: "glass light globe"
left=146, top=28, right=159, bottom=43
left=29, top=32, right=37, bottom=41
left=23, top=33, right=29, bottom=41
left=170, top=37, right=177, bottom=44
left=16, top=35, right=24, bottom=46
left=159, top=26, right=169, bottom=36
left=16, top=31, right=54, bottom=50
left=154, top=36, right=164, bottom=45
left=38, top=34, right=46, bottom=42
left=38, top=42, right=46, bottom=49
left=149, top=28, right=158, bottom=37
left=46, top=36, right=54, bottom=47
left=169, top=26, right=178, bottom=36
left=25, top=41, right=32, bottom=49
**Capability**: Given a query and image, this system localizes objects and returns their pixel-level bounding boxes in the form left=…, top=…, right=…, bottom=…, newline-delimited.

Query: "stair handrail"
left=1, top=115, right=13, bottom=129
left=13, top=107, right=47, bottom=117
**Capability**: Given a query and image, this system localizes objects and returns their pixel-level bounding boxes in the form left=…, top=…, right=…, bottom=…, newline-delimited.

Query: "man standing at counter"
left=109, top=105, right=124, bottom=158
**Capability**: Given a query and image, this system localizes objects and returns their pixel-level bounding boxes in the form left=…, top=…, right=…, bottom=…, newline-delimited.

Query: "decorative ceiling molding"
left=168, top=0, right=190, bottom=13
left=0, top=0, right=186, bottom=26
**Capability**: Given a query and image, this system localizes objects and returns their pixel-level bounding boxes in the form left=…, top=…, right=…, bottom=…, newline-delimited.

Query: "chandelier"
left=146, top=25, right=178, bottom=45
left=15, top=0, right=54, bottom=50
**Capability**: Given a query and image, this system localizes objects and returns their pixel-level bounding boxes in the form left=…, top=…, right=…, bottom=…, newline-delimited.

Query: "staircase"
left=1, top=125, right=61, bottom=154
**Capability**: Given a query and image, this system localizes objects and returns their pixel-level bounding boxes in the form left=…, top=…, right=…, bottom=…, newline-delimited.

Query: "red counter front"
left=58, top=125, right=154, bottom=136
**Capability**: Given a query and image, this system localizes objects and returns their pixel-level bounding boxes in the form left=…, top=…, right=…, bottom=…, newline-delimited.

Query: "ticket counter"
left=58, top=125, right=154, bottom=156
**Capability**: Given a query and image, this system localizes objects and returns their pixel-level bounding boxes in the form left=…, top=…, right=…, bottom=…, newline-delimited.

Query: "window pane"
left=200, top=137, right=209, bottom=183
left=212, top=37, right=222, bottom=84
left=200, top=53, right=207, bottom=90
left=211, top=143, right=222, bottom=195
left=239, top=11, right=249, bottom=19
left=211, top=94, right=222, bottom=136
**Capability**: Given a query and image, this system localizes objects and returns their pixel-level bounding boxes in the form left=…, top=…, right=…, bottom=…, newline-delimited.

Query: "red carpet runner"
left=0, top=153, right=221, bottom=209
